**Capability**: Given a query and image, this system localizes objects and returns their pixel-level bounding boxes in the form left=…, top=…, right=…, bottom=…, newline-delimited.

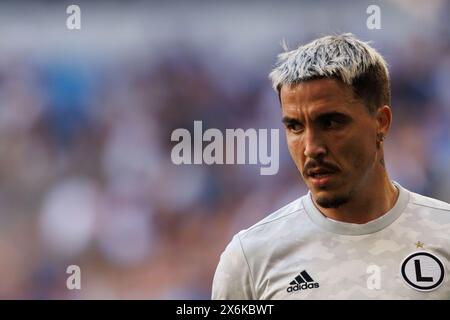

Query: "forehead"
left=280, top=78, right=360, bottom=116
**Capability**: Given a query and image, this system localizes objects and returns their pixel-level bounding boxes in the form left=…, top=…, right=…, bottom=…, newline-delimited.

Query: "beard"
left=315, top=194, right=350, bottom=208
left=314, top=187, right=356, bottom=208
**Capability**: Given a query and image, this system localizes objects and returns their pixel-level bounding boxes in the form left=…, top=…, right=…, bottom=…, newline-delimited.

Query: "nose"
left=303, top=129, right=327, bottom=159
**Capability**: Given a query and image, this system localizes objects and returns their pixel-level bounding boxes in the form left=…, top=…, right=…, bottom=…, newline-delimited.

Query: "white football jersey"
left=212, top=182, right=450, bottom=299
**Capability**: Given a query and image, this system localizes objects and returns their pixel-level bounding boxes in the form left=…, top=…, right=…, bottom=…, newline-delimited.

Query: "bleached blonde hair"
left=269, top=33, right=391, bottom=114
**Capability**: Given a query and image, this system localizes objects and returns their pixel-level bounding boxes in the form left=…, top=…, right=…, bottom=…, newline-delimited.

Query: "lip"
left=308, top=172, right=336, bottom=187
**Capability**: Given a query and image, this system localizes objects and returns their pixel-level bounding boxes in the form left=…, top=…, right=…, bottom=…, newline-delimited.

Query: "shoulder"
left=409, top=191, right=450, bottom=213
left=219, top=195, right=307, bottom=262
left=238, top=196, right=306, bottom=241
left=212, top=196, right=307, bottom=299
left=401, top=190, right=450, bottom=240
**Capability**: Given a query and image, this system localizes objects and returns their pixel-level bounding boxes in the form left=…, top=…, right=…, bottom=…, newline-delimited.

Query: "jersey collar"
left=301, top=181, right=410, bottom=235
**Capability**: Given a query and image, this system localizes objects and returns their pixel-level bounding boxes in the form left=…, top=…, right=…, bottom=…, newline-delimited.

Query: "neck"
left=314, top=170, right=399, bottom=224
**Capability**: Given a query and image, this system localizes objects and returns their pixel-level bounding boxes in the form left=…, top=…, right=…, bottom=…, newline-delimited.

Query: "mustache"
left=303, top=160, right=340, bottom=176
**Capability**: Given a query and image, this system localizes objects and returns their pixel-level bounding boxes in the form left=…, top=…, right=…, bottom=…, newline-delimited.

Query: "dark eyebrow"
left=315, top=111, right=351, bottom=122
left=282, top=112, right=350, bottom=124
left=282, top=116, right=301, bottom=125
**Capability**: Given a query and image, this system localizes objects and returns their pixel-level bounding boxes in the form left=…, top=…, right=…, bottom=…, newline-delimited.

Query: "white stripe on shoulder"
left=409, top=192, right=450, bottom=212
left=240, top=197, right=305, bottom=236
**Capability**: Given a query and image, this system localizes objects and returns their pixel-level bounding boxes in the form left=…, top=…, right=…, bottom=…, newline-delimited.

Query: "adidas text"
left=287, top=282, right=319, bottom=292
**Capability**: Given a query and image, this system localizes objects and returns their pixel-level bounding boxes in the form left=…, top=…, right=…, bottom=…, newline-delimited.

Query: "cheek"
left=338, top=134, right=375, bottom=171
left=287, top=135, right=304, bottom=165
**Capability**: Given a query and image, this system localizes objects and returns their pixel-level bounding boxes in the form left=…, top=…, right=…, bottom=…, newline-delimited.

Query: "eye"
left=286, top=123, right=304, bottom=133
left=323, top=119, right=338, bottom=129
left=321, top=118, right=345, bottom=130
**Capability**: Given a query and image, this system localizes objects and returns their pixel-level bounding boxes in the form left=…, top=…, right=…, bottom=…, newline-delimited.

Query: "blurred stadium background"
left=0, top=0, right=449, bottom=299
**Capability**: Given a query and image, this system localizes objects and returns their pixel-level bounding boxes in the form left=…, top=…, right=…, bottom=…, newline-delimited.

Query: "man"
left=212, top=34, right=450, bottom=299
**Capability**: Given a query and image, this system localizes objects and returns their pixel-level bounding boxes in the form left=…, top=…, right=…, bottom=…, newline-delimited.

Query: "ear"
left=376, top=105, right=392, bottom=136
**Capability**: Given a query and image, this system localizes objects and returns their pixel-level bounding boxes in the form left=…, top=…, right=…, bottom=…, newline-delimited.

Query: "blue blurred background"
left=0, top=0, right=449, bottom=299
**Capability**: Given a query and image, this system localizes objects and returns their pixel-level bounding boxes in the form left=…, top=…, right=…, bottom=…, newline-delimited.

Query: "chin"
left=313, top=191, right=351, bottom=209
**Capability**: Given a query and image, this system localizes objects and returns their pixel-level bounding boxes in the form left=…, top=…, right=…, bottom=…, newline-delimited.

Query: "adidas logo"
left=286, top=270, right=320, bottom=292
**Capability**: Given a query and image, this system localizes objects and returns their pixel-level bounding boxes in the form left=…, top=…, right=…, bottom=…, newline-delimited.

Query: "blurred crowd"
left=0, top=2, right=449, bottom=299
